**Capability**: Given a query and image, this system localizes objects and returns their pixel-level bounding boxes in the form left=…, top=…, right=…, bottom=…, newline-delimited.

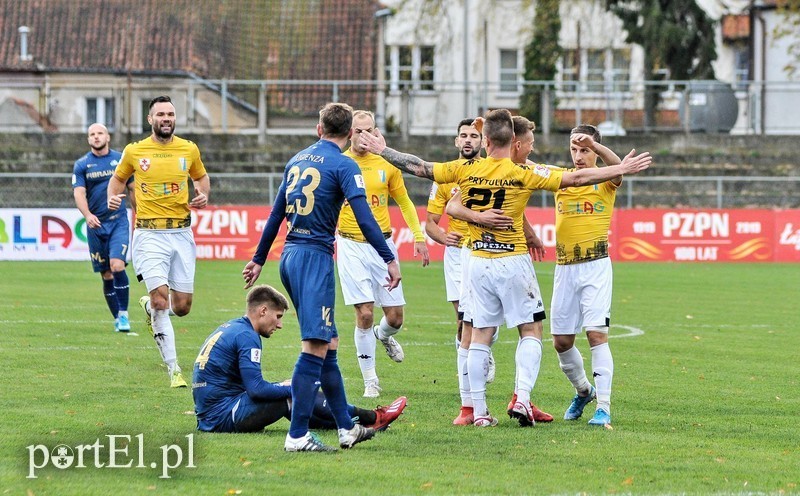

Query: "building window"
left=386, top=45, right=436, bottom=91
left=732, top=45, right=749, bottom=90
left=559, top=48, right=630, bottom=91
left=86, top=97, right=115, bottom=130
left=499, top=49, right=523, bottom=93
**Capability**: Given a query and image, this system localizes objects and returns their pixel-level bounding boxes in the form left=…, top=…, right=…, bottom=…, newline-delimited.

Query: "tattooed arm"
left=358, top=128, right=435, bottom=180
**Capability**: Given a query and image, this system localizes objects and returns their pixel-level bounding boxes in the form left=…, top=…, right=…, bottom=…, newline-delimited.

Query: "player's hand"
left=414, top=241, right=430, bottom=267
left=475, top=209, right=513, bottom=228
left=444, top=231, right=463, bottom=248
left=384, top=259, right=402, bottom=291
left=359, top=128, right=386, bottom=155
left=618, top=149, right=652, bottom=175
left=107, top=193, right=124, bottom=211
left=526, top=232, right=546, bottom=262
left=190, top=189, right=208, bottom=209
left=473, top=117, right=485, bottom=134
left=570, top=133, right=595, bottom=150
left=85, top=213, right=101, bottom=229
left=242, top=261, right=263, bottom=289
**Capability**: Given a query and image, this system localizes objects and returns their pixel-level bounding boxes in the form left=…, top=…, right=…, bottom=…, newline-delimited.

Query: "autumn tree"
left=519, top=0, right=561, bottom=129
left=605, top=0, right=717, bottom=129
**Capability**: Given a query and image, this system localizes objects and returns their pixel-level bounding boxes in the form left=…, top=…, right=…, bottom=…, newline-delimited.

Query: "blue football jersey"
left=192, top=316, right=289, bottom=431
left=281, top=139, right=366, bottom=253
left=71, top=150, right=127, bottom=221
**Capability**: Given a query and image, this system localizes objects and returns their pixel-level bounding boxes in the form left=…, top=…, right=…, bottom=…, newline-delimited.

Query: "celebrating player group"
left=80, top=96, right=651, bottom=452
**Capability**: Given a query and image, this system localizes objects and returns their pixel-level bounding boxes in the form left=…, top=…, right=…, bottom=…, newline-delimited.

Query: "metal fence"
left=2, top=76, right=799, bottom=137
left=3, top=173, right=798, bottom=210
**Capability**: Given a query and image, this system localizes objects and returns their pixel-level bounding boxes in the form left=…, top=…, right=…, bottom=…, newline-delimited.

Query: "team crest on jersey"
left=139, top=158, right=151, bottom=171
left=428, top=183, right=438, bottom=200
left=250, top=348, right=261, bottom=363
left=179, top=158, right=187, bottom=171
left=378, top=170, right=386, bottom=183
left=450, top=186, right=460, bottom=196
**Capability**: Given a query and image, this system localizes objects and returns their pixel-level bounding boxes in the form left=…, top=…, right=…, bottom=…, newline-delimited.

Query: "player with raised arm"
left=337, top=110, right=430, bottom=399
left=241, top=103, right=401, bottom=451
left=359, top=109, right=651, bottom=427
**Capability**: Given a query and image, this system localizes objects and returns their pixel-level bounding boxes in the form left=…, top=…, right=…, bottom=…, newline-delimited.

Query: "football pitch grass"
left=1, top=260, right=798, bottom=495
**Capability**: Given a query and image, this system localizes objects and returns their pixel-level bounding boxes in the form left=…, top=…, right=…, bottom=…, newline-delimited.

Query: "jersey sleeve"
left=432, top=161, right=459, bottom=185
left=114, top=145, right=135, bottom=181
left=236, top=333, right=292, bottom=401
left=189, top=142, right=208, bottom=181
left=524, top=164, right=564, bottom=192
left=71, top=160, right=86, bottom=188
left=338, top=157, right=367, bottom=201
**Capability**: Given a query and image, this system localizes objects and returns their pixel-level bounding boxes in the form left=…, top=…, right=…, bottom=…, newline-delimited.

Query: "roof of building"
left=0, top=0, right=380, bottom=81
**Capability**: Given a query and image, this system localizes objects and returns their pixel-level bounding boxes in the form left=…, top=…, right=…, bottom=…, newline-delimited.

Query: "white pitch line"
left=0, top=324, right=646, bottom=352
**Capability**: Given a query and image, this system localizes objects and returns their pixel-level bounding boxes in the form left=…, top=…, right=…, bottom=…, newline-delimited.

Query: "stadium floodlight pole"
left=374, top=8, right=395, bottom=131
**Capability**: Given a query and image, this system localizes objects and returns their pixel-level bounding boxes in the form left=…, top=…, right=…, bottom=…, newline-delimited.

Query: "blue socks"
left=102, top=279, right=119, bottom=318
left=320, top=349, right=354, bottom=430
left=289, top=352, right=324, bottom=438
left=112, top=270, right=129, bottom=312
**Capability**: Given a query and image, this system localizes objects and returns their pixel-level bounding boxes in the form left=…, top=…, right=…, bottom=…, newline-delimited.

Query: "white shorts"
left=468, top=253, right=546, bottom=329
left=336, top=236, right=406, bottom=307
left=550, top=257, right=613, bottom=335
left=457, top=245, right=472, bottom=320
left=132, top=228, right=196, bottom=294
left=443, top=245, right=463, bottom=302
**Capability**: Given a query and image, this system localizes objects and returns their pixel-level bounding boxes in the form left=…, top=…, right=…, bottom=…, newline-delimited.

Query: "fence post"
left=717, top=177, right=723, bottom=209
left=221, top=79, right=228, bottom=134
left=258, top=83, right=267, bottom=145
left=541, top=84, right=551, bottom=138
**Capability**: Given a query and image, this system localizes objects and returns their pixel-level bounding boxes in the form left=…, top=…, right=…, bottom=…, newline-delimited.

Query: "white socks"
left=354, top=326, right=378, bottom=383
left=457, top=346, right=471, bottom=407
left=151, top=308, right=178, bottom=374
left=375, top=316, right=401, bottom=340
left=558, top=345, right=592, bottom=395
left=591, top=342, right=614, bottom=412
left=514, top=336, right=542, bottom=405
left=467, top=343, right=491, bottom=416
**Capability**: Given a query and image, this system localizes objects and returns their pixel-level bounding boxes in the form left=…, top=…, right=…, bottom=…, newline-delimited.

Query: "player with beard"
left=72, top=123, right=136, bottom=332
left=108, top=95, right=211, bottom=388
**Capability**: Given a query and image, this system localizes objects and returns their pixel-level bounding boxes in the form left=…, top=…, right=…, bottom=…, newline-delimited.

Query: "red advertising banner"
left=189, top=206, right=800, bottom=262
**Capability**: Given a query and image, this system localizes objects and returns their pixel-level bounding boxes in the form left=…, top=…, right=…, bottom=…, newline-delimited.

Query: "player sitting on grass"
left=192, top=285, right=407, bottom=438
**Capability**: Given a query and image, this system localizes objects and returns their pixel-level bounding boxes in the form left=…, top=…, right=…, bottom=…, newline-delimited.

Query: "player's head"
left=246, top=285, right=289, bottom=338
left=511, top=116, right=535, bottom=164
left=483, top=109, right=514, bottom=149
left=455, top=118, right=482, bottom=160
left=570, top=124, right=601, bottom=169
left=318, top=102, right=354, bottom=140
left=148, top=95, right=176, bottom=141
left=349, top=110, right=377, bottom=156
left=87, top=123, right=110, bottom=153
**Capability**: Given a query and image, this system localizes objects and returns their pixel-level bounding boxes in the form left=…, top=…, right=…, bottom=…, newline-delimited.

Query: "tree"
left=519, top=0, right=561, bottom=129
left=774, top=0, right=800, bottom=79
left=604, top=0, right=717, bottom=129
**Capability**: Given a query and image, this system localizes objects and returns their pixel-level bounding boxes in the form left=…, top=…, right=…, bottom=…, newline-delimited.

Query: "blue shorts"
left=87, top=214, right=130, bottom=272
left=279, top=246, right=338, bottom=342
left=198, top=393, right=288, bottom=433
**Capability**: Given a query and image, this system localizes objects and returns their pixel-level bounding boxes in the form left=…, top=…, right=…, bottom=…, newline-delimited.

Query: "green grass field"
left=1, top=260, right=798, bottom=495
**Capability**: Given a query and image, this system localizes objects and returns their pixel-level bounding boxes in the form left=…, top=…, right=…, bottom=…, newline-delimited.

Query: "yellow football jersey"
left=338, top=150, right=412, bottom=242
left=554, top=169, right=619, bottom=264
left=433, top=157, right=563, bottom=258
left=427, top=158, right=475, bottom=248
left=115, top=136, right=207, bottom=229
